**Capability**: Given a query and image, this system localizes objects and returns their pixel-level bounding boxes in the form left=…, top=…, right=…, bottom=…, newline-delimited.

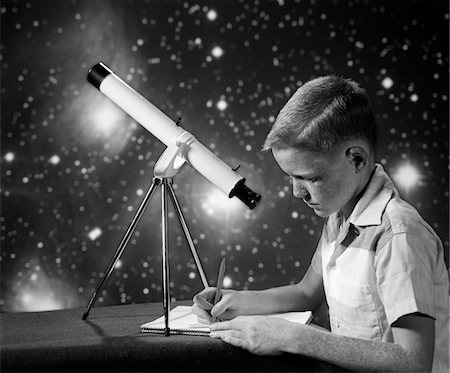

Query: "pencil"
left=211, top=257, right=226, bottom=323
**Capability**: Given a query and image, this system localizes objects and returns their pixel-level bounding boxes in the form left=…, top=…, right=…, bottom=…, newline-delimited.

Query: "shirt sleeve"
left=374, top=231, right=437, bottom=325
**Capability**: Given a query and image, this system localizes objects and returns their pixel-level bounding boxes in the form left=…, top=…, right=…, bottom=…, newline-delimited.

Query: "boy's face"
left=272, top=145, right=361, bottom=218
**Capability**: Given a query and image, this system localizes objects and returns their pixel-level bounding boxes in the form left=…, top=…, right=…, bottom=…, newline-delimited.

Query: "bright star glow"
left=223, top=275, right=232, bottom=288
left=382, top=77, right=394, bottom=89
left=5, top=152, right=15, bottom=162
left=13, top=268, right=73, bottom=312
left=189, top=161, right=263, bottom=234
left=201, top=187, right=242, bottom=216
left=49, top=154, right=61, bottom=165
left=394, top=164, right=420, bottom=189
left=92, top=102, right=122, bottom=135
left=88, top=227, right=102, bottom=241
left=211, top=46, right=224, bottom=58
left=216, top=99, right=228, bottom=111
left=18, top=290, right=63, bottom=311
left=206, top=9, right=217, bottom=21
left=16, top=285, right=65, bottom=311
left=77, top=91, right=133, bottom=154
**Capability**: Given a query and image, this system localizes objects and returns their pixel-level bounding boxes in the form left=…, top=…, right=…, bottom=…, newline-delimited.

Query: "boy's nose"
left=292, top=180, right=309, bottom=199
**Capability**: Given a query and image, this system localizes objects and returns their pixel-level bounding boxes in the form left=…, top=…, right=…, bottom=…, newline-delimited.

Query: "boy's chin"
left=311, top=207, right=335, bottom=218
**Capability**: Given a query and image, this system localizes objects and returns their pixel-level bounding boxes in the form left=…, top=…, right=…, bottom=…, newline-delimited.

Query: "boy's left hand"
left=209, top=315, right=295, bottom=356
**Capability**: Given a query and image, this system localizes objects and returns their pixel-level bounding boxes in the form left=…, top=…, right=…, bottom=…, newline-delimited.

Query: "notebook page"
left=141, top=306, right=209, bottom=333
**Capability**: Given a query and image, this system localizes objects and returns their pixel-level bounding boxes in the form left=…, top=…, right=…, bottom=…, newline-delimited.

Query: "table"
left=1, top=301, right=346, bottom=372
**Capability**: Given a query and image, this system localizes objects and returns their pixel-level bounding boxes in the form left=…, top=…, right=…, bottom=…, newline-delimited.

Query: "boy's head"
left=264, top=76, right=378, bottom=218
left=262, top=75, right=377, bottom=155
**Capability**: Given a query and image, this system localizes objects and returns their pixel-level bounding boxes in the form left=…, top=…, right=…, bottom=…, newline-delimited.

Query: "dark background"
left=1, top=0, right=448, bottom=312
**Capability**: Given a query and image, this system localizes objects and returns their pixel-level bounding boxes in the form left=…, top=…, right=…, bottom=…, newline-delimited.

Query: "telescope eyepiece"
left=230, top=179, right=261, bottom=210
left=87, top=62, right=113, bottom=89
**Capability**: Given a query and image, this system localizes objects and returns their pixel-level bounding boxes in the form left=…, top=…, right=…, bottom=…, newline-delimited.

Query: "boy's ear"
left=345, top=146, right=369, bottom=173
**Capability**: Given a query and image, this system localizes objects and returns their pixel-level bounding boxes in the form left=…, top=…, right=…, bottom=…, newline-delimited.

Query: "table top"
left=1, top=301, right=346, bottom=372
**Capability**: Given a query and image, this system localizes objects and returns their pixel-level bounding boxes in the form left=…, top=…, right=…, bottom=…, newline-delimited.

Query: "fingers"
left=210, top=329, right=243, bottom=340
left=210, top=329, right=246, bottom=349
left=191, top=303, right=212, bottom=324
left=209, top=321, right=250, bottom=352
left=215, top=335, right=245, bottom=348
left=210, top=292, right=234, bottom=318
left=192, top=287, right=223, bottom=324
left=194, top=288, right=233, bottom=320
left=210, top=316, right=247, bottom=331
left=210, top=320, right=232, bottom=331
left=193, top=288, right=240, bottom=322
left=193, top=287, right=215, bottom=310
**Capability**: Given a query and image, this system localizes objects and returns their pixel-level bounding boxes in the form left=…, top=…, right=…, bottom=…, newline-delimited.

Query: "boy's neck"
left=341, top=164, right=376, bottom=220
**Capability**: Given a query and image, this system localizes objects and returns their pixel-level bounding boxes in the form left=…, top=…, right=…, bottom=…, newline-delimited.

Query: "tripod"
left=82, top=139, right=210, bottom=336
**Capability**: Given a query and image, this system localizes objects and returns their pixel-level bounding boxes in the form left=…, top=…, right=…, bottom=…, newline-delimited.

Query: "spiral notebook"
left=140, top=305, right=313, bottom=336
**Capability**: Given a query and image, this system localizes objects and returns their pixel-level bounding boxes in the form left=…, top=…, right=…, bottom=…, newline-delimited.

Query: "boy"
left=192, top=76, right=449, bottom=372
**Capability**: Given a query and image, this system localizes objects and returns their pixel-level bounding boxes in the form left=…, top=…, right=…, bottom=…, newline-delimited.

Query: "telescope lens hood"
left=87, top=62, right=113, bottom=89
left=230, top=179, right=261, bottom=210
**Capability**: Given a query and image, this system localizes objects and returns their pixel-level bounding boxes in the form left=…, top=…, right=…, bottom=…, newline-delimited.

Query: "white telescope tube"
left=87, top=62, right=261, bottom=209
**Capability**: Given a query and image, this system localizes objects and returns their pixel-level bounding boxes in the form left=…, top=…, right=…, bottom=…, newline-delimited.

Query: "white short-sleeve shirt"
left=311, top=164, right=449, bottom=373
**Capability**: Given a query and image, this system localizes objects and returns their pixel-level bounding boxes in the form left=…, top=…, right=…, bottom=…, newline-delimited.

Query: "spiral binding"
left=141, top=327, right=210, bottom=337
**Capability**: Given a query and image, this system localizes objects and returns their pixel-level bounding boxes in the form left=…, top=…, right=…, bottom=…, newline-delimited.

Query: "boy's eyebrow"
left=283, top=170, right=316, bottom=179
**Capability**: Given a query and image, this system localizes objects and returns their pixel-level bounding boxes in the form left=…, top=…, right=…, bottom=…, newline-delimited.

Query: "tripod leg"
left=82, top=179, right=160, bottom=320
left=161, top=179, right=171, bottom=336
left=167, top=182, right=210, bottom=289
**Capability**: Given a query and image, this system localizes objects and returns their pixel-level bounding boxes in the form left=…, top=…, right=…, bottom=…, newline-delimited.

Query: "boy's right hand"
left=192, top=287, right=243, bottom=324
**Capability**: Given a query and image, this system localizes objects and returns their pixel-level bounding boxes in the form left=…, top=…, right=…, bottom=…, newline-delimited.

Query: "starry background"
left=1, top=0, right=448, bottom=313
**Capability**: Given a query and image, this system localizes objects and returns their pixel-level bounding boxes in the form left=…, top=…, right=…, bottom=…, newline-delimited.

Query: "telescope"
left=87, top=62, right=261, bottom=209
left=82, top=62, right=261, bottom=331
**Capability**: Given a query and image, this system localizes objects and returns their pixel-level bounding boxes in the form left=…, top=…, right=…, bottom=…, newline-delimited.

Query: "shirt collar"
left=347, top=163, right=396, bottom=227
